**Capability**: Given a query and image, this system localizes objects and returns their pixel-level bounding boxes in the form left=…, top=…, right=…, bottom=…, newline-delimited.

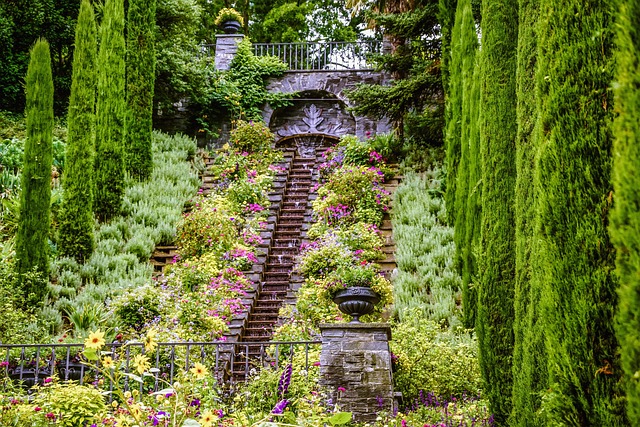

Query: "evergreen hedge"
left=58, top=0, right=97, bottom=263
left=452, top=0, right=478, bottom=329
left=611, top=0, right=640, bottom=424
left=125, top=0, right=156, bottom=181
left=94, top=0, right=126, bottom=222
left=15, top=39, right=53, bottom=300
left=535, top=0, right=625, bottom=424
left=475, top=0, right=518, bottom=423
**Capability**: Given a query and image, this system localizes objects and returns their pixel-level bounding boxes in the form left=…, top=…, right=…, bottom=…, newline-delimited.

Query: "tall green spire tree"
left=611, top=0, right=640, bottom=425
left=535, top=0, right=626, bottom=424
left=15, top=38, right=54, bottom=301
left=95, top=0, right=125, bottom=222
left=125, top=0, right=156, bottom=181
left=452, top=0, right=478, bottom=329
left=475, top=0, right=518, bottom=423
left=510, top=0, right=544, bottom=425
left=58, top=0, right=97, bottom=263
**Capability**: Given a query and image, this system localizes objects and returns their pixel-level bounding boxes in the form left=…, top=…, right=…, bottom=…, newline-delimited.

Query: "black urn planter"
left=9, top=367, right=52, bottom=388
left=221, top=20, right=242, bottom=34
left=332, top=286, right=380, bottom=323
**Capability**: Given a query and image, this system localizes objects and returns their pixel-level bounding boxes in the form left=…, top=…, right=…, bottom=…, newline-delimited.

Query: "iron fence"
left=200, top=41, right=382, bottom=71
left=252, top=41, right=382, bottom=71
left=0, top=340, right=321, bottom=395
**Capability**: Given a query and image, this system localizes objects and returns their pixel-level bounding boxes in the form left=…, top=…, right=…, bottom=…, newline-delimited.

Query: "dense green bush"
left=611, top=0, right=640, bottom=424
left=392, top=316, right=481, bottom=401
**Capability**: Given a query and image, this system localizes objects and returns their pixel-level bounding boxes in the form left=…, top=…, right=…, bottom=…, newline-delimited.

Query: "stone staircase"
left=231, top=153, right=316, bottom=380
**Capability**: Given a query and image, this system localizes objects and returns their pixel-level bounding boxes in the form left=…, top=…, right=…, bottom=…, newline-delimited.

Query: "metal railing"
left=0, top=340, right=321, bottom=394
left=252, top=41, right=382, bottom=71
left=200, top=40, right=383, bottom=71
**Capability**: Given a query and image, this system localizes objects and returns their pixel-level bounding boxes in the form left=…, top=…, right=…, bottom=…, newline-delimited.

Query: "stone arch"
left=263, top=71, right=393, bottom=140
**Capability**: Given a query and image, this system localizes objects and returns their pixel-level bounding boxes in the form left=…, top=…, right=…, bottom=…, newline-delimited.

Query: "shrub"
left=229, top=120, right=274, bottom=153
left=391, top=316, right=481, bottom=400
left=44, top=382, right=107, bottom=427
left=112, top=284, right=163, bottom=330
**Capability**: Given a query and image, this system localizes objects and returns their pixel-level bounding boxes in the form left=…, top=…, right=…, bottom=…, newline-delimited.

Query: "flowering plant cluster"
left=111, top=122, right=282, bottom=345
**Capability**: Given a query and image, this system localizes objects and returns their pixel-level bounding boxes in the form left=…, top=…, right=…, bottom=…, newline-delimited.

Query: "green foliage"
left=391, top=315, right=482, bottom=401
left=125, top=0, right=157, bottom=181
left=154, top=0, right=207, bottom=112
left=95, top=0, right=126, bottom=222
left=510, top=0, right=545, bottom=425
left=261, top=2, right=311, bottom=43
left=204, top=38, right=289, bottom=122
left=535, top=0, right=625, bottom=425
left=230, top=120, right=275, bottom=153
left=451, top=0, right=478, bottom=331
left=391, top=170, right=462, bottom=326
left=475, top=0, right=518, bottom=423
left=611, top=1, right=640, bottom=424
left=58, top=0, right=97, bottom=263
left=15, top=38, right=54, bottom=303
left=43, top=383, right=107, bottom=427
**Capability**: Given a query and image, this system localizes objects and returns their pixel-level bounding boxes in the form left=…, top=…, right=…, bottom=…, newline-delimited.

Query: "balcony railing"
left=201, top=40, right=383, bottom=71
left=252, top=41, right=382, bottom=71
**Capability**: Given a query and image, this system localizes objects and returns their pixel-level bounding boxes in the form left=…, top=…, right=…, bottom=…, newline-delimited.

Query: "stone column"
left=214, top=34, right=244, bottom=71
left=319, top=323, right=394, bottom=422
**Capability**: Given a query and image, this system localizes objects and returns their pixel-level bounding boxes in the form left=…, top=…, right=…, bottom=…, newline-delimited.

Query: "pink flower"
left=34, top=406, right=42, bottom=412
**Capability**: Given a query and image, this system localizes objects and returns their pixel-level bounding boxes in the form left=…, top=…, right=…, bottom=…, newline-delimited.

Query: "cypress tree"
left=475, top=0, right=518, bottom=422
left=611, top=0, right=640, bottom=424
left=452, top=0, right=478, bottom=328
left=510, top=0, right=548, bottom=425
left=510, top=0, right=544, bottom=425
left=125, top=0, right=156, bottom=181
left=444, top=1, right=463, bottom=225
left=462, top=52, right=481, bottom=329
left=535, top=0, right=626, bottom=424
left=15, top=38, right=53, bottom=300
left=58, top=0, right=97, bottom=263
left=95, top=0, right=126, bottom=222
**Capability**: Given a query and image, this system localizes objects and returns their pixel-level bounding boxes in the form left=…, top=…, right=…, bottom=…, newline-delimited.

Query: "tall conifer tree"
left=611, top=0, right=640, bottom=424
left=125, top=0, right=156, bottom=181
left=535, top=0, right=626, bottom=424
left=15, top=38, right=53, bottom=300
left=95, top=0, right=125, bottom=222
left=444, top=2, right=463, bottom=225
left=452, top=0, right=478, bottom=328
left=510, top=0, right=545, bottom=425
left=59, top=0, right=97, bottom=262
left=475, top=0, right=518, bottom=422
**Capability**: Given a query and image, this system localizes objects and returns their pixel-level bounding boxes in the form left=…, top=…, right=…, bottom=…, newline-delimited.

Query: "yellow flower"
left=84, top=330, right=105, bottom=350
left=190, top=362, right=208, bottom=380
left=200, top=410, right=215, bottom=427
left=133, top=354, right=151, bottom=375
left=143, top=329, right=158, bottom=352
left=102, top=356, right=114, bottom=370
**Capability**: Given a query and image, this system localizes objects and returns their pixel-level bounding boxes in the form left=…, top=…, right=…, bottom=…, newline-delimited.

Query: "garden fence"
left=0, top=340, right=320, bottom=397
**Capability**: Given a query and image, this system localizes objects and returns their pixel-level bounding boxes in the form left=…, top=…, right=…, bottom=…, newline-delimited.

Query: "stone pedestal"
left=214, top=34, right=244, bottom=70
left=319, top=323, right=394, bottom=422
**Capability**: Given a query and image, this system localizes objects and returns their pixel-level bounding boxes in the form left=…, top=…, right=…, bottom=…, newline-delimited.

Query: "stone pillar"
left=214, top=34, right=244, bottom=71
left=319, top=323, right=394, bottom=422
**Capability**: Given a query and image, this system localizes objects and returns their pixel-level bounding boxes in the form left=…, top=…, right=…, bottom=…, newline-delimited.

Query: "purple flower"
left=277, top=364, right=292, bottom=398
left=271, top=399, right=289, bottom=414
left=189, top=398, right=201, bottom=407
